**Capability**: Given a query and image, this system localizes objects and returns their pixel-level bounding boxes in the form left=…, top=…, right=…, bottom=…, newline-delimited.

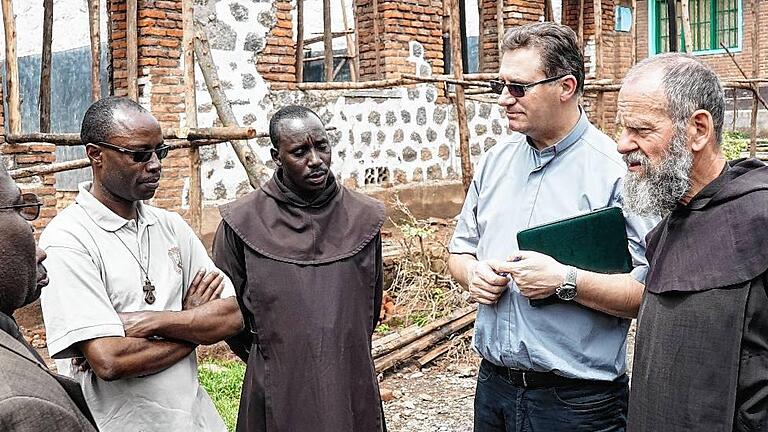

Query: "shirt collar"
left=526, top=107, right=589, bottom=168
left=75, top=181, right=157, bottom=232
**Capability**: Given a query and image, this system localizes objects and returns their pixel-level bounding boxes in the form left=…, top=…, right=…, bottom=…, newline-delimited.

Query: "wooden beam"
left=301, top=30, right=354, bottom=46
left=667, top=0, right=678, bottom=52
left=323, top=0, right=333, bottom=82
left=631, top=0, right=637, bottom=64
left=449, top=0, right=472, bottom=194
left=339, top=0, right=357, bottom=81
left=6, top=127, right=262, bottom=145
left=194, top=20, right=270, bottom=187
left=593, top=0, right=605, bottom=130
left=401, top=73, right=491, bottom=88
left=39, top=0, right=53, bottom=133
left=373, top=0, right=381, bottom=76
left=578, top=0, right=585, bottom=50
left=680, top=0, right=693, bottom=53
left=182, top=0, right=201, bottom=234
left=477, top=0, right=484, bottom=72
left=88, top=0, right=101, bottom=101
left=297, top=77, right=408, bottom=90
left=2, top=0, right=21, bottom=135
left=750, top=0, right=760, bottom=157
left=295, top=0, right=305, bottom=82
left=302, top=53, right=353, bottom=63
left=127, top=0, right=138, bottom=100
left=544, top=0, right=554, bottom=22
left=496, top=0, right=504, bottom=52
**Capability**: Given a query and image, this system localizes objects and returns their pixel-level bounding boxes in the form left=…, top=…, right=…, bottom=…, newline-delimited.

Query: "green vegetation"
left=721, top=130, right=748, bottom=160
left=199, top=360, right=246, bottom=432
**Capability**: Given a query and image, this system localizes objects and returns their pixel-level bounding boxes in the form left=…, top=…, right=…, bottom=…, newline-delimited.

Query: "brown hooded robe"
left=213, top=172, right=386, bottom=432
left=628, top=159, right=768, bottom=432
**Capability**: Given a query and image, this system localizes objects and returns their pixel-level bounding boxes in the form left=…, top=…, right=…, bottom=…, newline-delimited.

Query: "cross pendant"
left=143, top=279, right=156, bottom=304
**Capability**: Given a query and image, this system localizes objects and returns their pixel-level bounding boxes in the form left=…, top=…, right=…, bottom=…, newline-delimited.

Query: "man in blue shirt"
left=447, top=22, right=657, bottom=431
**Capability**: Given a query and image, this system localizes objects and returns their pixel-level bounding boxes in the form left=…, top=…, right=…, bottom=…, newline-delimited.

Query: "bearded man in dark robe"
left=212, top=105, right=386, bottom=432
left=616, top=53, right=768, bottom=431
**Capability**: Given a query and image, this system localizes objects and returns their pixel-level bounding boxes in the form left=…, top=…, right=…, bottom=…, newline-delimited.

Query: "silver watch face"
left=557, top=285, right=577, bottom=301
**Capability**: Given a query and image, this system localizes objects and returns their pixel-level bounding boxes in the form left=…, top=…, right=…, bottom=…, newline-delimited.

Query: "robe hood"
left=219, top=171, right=386, bottom=265
left=645, top=158, right=768, bottom=293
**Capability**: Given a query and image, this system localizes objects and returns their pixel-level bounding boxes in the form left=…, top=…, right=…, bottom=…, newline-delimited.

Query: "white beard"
left=622, top=129, right=694, bottom=217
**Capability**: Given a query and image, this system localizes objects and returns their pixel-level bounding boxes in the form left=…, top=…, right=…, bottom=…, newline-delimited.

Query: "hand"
left=71, top=357, right=91, bottom=372
left=183, top=269, right=224, bottom=310
left=466, top=260, right=511, bottom=305
left=505, top=251, right=567, bottom=299
left=119, top=311, right=156, bottom=339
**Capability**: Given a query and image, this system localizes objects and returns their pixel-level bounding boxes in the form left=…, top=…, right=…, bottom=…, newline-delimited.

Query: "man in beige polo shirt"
left=40, top=97, right=244, bottom=431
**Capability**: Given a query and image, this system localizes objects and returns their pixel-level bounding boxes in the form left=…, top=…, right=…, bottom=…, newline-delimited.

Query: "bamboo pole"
left=593, top=0, right=605, bottom=130
left=680, top=0, right=693, bottom=53
left=182, top=0, right=202, bottom=234
left=630, top=0, right=636, bottom=64
left=2, top=0, right=21, bottom=135
left=88, top=0, right=101, bottom=101
left=126, top=0, right=138, bottom=100
left=323, top=0, right=333, bottom=82
left=39, top=0, right=53, bottom=133
left=194, top=20, right=270, bottom=187
left=749, top=0, right=760, bottom=157
left=373, top=0, right=381, bottom=76
left=449, top=0, right=473, bottom=193
left=295, top=0, right=304, bottom=82
left=339, top=0, right=357, bottom=81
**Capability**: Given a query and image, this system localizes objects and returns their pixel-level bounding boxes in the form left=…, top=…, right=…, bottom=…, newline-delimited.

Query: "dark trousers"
left=474, top=360, right=628, bottom=432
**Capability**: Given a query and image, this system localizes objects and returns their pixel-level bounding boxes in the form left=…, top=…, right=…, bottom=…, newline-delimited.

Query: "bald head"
left=625, top=53, right=725, bottom=145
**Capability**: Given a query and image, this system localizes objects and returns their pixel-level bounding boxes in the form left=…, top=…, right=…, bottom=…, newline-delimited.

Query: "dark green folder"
left=516, top=207, right=632, bottom=306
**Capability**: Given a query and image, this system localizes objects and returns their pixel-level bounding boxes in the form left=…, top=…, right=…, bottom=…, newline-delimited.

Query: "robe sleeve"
left=212, top=220, right=252, bottom=363
left=372, top=233, right=383, bottom=333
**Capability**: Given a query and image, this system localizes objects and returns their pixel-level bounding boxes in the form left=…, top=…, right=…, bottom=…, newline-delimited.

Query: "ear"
left=688, top=109, right=715, bottom=153
left=85, top=144, right=103, bottom=166
left=270, top=147, right=281, bottom=167
left=559, top=75, right=578, bottom=102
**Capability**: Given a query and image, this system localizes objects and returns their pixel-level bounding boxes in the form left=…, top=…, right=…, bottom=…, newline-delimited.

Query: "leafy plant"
left=198, top=360, right=246, bottom=431
left=375, top=323, right=391, bottom=334
left=721, top=130, right=748, bottom=160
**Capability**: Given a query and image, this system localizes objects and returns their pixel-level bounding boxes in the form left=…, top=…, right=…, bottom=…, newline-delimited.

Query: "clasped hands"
left=466, top=251, right=567, bottom=305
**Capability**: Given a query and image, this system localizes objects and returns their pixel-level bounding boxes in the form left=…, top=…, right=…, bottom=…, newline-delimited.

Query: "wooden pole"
left=477, top=0, right=484, bottom=72
left=372, top=0, right=381, bottom=76
left=544, top=0, right=554, bottom=22
left=496, top=0, right=504, bottom=53
left=667, top=0, right=678, bottom=52
left=194, top=20, right=270, bottom=187
left=127, top=0, right=138, bottom=100
left=182, top=0, right=202, bottom=234
left=749, top=0, right=760, bottom=157
left=295, top=0, right=305, bottom=82
left=680, top=0, right=693, bottom=53
left=578, top=0, right=584, bottom=50
left=2, top=0, right=21, bottom=135
left=88, top=0, right=101, bottom=101
left=39, top=0, right=53, bottom=133
left=339, top=0, right=357, bottom=81
left=449, top=0, right=473, bottom=193
left=630, top=0, right=637, bottom=64
left=593, top=0, right=605, bottom=130
left=5, top=127, right=278, bottom=145
left=323, top=0, right=333, bottom=82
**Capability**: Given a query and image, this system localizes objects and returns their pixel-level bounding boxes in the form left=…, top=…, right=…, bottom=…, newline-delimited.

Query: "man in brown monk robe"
left=617, top=53, right=768, bottom=431
left=213, top=105, right=386, bottom=432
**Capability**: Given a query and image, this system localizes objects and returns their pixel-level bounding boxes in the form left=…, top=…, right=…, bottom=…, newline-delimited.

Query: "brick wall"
left=256, top=0, right=295, bottom=86
left=108, top=0, right=189, bottom=214
left=478, top=0, right=546, bottom=73
left=355, top=0, right=444, bottom=80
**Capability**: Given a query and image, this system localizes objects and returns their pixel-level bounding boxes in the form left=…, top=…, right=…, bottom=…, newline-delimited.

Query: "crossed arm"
left=78, top=270, right=244, bottom=381
left=448, top=251, right=643, bottom=318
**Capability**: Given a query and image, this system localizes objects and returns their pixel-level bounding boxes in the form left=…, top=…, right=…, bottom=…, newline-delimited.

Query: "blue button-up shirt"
left=450, top=111, right=658, bottom=380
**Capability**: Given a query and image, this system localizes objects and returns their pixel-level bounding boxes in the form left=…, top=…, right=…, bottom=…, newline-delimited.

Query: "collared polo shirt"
left=450, top=110, right=658, bottom=381
left=40, top=182, right=234, bottom=432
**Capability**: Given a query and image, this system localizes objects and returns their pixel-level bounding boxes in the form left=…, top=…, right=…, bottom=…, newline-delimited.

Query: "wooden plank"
left=194, top=21, right=270, bottom=187
left=450, top=0, right=472, bottom=193
left=339, top=0, right=357, bottom=81
left=182, top=0, right=201, bottom=234
left=680, top=0, right=693, bottom=53
left=127, top=0, right=138, bottom=100
left=88, top=0, right=101, bottom=101
left=323, top=0, right=333, bottom=82
left=39, top=0, right=53, bottom=133
left=1, top=0, right=21, bottom=134
left=295, top=0, right=304, bottom=82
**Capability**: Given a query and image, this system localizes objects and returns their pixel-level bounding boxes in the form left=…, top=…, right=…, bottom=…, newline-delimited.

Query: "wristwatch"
left=556, top=266, right=578, bottom=301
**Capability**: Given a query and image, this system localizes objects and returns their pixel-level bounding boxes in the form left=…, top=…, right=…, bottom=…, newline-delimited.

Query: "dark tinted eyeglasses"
left=489, top=74, right=568, bottom=97
left=92, top=141, right=171, bottom=163
left=0, top=192, right=42, bottom=221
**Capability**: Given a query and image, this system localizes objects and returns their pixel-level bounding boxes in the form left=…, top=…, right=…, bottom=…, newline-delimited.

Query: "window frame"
left=648, top=0, right=743, bottom=56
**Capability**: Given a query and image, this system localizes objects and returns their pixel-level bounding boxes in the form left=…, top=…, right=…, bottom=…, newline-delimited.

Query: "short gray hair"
left=501, top=22, right=584, bottom=96
left=626, top=53, right=725, bottom=145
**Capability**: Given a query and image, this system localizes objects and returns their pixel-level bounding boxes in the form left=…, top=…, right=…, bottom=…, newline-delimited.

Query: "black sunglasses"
left=0, top=192, right=42, bottom=221
left=92, top=141, right=171, bottom=163
left=489, top=74, right=568, bottom=97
